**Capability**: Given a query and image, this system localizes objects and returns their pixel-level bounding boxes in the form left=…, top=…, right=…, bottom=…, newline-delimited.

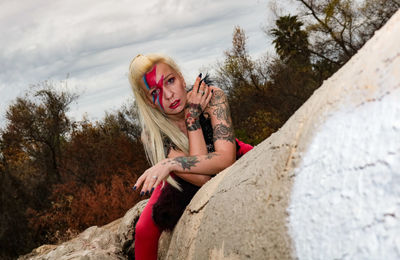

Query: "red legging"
left=134, top=139, right=253, bottom=260
left=134, top=182, right=164, bottom=260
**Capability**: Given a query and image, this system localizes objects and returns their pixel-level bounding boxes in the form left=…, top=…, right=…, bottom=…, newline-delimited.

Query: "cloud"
left=0, top=0, right=271, bottom=125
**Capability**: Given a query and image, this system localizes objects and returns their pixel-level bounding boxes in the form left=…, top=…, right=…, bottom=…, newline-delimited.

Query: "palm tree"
left=270, top=15, right=310, bottom=65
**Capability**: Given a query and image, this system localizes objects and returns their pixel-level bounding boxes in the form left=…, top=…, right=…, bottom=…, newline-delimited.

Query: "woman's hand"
left=185, top=74, right=213, bottom=131
left=133, top=158, right=173, bottom=196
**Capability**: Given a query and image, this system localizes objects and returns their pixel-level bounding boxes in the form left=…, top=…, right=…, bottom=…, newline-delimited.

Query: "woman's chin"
left=165, top=106, right=184, bottom=116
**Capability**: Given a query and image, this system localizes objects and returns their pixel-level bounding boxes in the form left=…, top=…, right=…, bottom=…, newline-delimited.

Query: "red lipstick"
left=169, top=99, right=180, bottom=109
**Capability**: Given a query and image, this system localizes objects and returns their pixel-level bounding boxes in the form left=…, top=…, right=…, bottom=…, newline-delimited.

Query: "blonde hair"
left=128, top=54, right=189, bottom=190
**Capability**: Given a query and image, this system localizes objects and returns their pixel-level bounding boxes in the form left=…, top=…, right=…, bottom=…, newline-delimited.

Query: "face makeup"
left=143, top=65, right=165, bottom=110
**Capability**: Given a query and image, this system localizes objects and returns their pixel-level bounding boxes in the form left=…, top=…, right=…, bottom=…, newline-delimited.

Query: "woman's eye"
left=151, top=88, right=160, bottom=98
left=167, top=77, right=175, bottom=84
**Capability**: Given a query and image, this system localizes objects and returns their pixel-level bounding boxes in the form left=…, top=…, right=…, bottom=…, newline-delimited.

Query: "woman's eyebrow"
left=163, top=73, right=173, bottom=82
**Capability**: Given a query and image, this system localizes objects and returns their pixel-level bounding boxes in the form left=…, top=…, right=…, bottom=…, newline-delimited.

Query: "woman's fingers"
left=199, top=80, right=207, bottom=96
left=133, top=173, right=146, bottom=193
left=193, top=73, right=202, bottom=94
left=187, top=79, right=208, bottom=105
left=142, top=175, right=158, bottom=195
left=200, top=88, right=212, bottom=111
left=153, top=177, right=163, bottom=191
left=204, top=87, right=213, bottom=108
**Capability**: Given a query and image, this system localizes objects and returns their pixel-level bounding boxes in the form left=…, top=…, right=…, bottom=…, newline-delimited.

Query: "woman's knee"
left=135, top=211, right=160, bottom=240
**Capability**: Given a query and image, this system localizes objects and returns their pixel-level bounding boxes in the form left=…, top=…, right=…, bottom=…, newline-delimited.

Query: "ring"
left=152, top=175, right=158, bottom=179
left=200, top=91, right=205, bottom=95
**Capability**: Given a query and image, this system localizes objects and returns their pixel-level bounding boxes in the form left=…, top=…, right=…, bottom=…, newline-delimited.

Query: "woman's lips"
left=169, top=99, right=180, bottom=109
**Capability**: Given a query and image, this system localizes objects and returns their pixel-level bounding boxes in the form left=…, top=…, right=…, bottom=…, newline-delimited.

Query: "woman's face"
left=142, top=62, right=187, bottom=115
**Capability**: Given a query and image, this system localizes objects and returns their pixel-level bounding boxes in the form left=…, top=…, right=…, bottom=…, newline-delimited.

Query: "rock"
left=161, top=9, right=400, bottom=260
left=118, top=199, right=148, bottom=259
left=18, top=199, right=148, bottom=260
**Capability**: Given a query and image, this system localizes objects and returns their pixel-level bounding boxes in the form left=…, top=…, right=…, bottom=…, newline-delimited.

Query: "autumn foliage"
left=26, top=117, right=149, bottom=244
left=0, top=84, right=149, bottom=258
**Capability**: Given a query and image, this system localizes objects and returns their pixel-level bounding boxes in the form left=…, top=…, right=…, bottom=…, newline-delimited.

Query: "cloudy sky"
left=0, top=0, right=281, bottom=124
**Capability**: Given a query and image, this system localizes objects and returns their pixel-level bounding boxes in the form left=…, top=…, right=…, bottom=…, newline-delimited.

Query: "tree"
left=292, top=0, right=399, bottom=79
left=270, top=15, right=311, bottom=65
left=269, top=15, right=317, bottom=104
left=0, top=82, right=78, bottom=257
left=2, top=82, right=77, bottom=185
left=28, top=105, right=149, bottom=243
left=358, top=0, right=400, bottom=43
left=215, top=26, right=266, bottom=93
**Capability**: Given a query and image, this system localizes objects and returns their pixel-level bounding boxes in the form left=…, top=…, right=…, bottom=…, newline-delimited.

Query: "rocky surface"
left=20, top=9, right=400, bottom=260
left=19, top=199, right=148, bottom=260
left=160, top=9, right=400, bottom=260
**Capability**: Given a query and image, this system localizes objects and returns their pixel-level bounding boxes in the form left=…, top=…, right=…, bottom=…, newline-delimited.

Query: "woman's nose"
left=163, top=88, right=174, bottom=99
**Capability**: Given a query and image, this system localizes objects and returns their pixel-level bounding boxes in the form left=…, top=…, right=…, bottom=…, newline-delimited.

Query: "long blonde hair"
left=128, top=54, right=189, bottom=190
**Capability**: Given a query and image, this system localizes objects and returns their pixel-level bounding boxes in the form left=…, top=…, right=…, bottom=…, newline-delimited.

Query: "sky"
left=0, top=0, right=280, bottom=125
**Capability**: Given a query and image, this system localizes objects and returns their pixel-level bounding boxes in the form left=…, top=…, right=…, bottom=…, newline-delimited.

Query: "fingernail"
left=132, top=186, right=136, bottom=191
left=198, top=73, right=202, bottom=78
left=145, top=191, right=149, bottom=195
left=140, top=191, right=144, bottom=196
left=211, top=89, right=214, bottom=93
left=151, top=187, right=154, bottom=193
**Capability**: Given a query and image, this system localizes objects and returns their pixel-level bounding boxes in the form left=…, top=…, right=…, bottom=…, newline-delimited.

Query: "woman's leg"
left=135, top=182, right=164, bottom=260
left=236, top=138, right=253, bottom=158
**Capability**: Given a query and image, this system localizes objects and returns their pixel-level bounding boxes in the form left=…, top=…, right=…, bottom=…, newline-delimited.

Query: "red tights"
left=134, top=182, right=163, bottom=260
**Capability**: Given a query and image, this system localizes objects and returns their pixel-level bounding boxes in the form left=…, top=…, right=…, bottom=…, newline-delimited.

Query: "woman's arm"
left=134, top=87, right=236, bottom=194
left=168, top=75, right=213, bottom=186
left=173, top=87, right=236, bottom=174
left=185, top=75, right=212, bottom=155
left=167, top=148, right=212, bottom=186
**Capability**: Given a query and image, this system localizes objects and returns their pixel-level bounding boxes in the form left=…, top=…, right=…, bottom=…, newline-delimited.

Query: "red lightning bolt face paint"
left=143, top=65, right=165, bottom=111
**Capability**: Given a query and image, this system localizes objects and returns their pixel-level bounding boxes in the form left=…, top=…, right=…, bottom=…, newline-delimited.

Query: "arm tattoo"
left=173, top=156, right=200, bottom=170
left=212, top=104, right=232, bottom=124
left=209, top=89, right=233, bottom=124
left=185, top=103, right=203, bottom=131
left=185, top=103, right=202, bottom=118
left=208, top=90, right=225, bottom=107
left=205, top=153, right=219, bottom=160
left=186, top=117, right=201, bottom=131
left=213, top=123, right=235, bottom=143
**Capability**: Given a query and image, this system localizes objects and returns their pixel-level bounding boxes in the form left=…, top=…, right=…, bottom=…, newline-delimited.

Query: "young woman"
left=128, top=53, right=252, bottom=259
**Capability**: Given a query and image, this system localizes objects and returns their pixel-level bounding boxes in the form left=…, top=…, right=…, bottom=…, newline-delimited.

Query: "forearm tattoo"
left=185, top=103, right=202, bottom=131
left=205, top=153, right=219, bottom=160
left=186, top=117, right=201, bottom=131
left=185, top=103, right=202, bottom=118
left=173, top=156, right=200, bottom=170
left=166, top=153, right=218, bottom=171
left=213, top=123, right=235, bottom=143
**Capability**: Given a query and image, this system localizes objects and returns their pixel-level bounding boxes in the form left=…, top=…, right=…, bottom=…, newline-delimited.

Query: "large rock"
left=19, top=199, right=148, bottom=260
left=160, top=10, right=400, bottom=260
